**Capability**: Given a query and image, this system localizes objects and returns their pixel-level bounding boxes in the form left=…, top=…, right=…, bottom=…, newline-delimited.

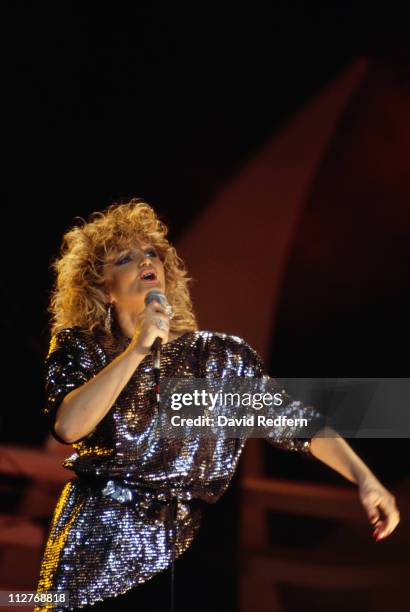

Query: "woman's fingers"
left=131, top=300, right=171, bottom=351
left=147, top=299, right=168, bottom=316
left=373, top=494, right=400, bottom=538
left=360, top=484, right=400, bottom=540
left=361, top=489, right=382, bottom=524
left=146, top=301, right=169, bottom=323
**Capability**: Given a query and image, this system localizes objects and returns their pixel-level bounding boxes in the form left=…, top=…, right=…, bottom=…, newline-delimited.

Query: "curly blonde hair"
left=48, top=198, right=199, bottom=337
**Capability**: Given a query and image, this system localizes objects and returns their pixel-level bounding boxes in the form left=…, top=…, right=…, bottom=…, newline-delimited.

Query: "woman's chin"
left=140, top=281, right=162, bottom=292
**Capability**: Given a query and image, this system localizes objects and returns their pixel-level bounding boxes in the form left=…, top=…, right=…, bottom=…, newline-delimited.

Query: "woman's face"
left=103, top=241, right=166, bottom=316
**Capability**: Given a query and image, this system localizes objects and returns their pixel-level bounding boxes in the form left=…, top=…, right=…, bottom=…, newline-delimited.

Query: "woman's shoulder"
left=195, top=330, right=264, bottom=367
left=195, top=329, right=254, bottom=347
left=47, top=326, right=98, bottom=358
left=49, top=326, right=93, bottom=344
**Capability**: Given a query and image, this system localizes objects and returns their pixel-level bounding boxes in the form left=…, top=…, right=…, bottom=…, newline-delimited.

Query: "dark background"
left=1, top=3, right=410, bottom=609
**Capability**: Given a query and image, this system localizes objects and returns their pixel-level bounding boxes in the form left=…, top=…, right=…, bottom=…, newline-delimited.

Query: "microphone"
left=144, top=289, right=171, bottom=354
left=144, top=290, right=172, bottom=399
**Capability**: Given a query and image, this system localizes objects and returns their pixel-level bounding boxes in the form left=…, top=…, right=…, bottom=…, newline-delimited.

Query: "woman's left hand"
left=358, top=475, right=400, bottom=540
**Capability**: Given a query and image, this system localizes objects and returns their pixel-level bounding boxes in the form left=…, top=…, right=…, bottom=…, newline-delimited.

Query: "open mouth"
left=140, top=269, right=158, bottom=282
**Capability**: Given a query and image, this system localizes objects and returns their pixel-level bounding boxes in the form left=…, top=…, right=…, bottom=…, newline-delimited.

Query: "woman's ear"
left=103, top=287, right=113, bottom=305
left=102, top=276, right=112, bottom=301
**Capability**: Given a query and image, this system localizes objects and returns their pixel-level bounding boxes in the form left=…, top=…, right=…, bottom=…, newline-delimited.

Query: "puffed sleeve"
left=43, top=327, right=97, bottom=445
left=243, top=343, right=326, bottom=459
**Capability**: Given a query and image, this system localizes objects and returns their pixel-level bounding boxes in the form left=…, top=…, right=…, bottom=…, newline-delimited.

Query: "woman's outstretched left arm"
left=310, top=426, right=400, bottom=541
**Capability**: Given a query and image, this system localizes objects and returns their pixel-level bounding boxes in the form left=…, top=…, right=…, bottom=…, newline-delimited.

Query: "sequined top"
left=35, top=327, right=324, bottom=611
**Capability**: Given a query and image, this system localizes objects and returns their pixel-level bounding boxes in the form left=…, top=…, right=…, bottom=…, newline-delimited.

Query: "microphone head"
left=144, top=290, right=166, bottom=307
left=144, top=290, right=174, bottom=319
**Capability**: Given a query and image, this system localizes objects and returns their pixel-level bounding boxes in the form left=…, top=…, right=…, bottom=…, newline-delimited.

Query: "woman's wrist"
left=354, top=465, right=381, bottom=489
left=310, top=429, right=378, bottom=487
left=124, top=340, right=151, bottom=358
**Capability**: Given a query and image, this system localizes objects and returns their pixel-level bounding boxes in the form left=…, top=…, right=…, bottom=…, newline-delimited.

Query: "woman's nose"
left=139, top=254, right=152, bottom=267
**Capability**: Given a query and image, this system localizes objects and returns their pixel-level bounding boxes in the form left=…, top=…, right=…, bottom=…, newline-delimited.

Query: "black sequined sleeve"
left=245, top=344, right=325, bottom=458
left=43, top=327, right=96, bottom=445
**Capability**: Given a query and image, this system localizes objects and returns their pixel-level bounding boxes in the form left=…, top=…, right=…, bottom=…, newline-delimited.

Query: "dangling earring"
left=105, top=302, right=113, bottom=334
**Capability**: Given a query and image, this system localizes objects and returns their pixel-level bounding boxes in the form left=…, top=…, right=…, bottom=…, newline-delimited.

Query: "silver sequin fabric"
left=35, top=328, right=324, bottom=610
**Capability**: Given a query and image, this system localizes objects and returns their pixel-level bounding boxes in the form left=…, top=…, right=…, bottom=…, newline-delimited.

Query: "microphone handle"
left=151, top=335, right=161, bottom=370
left=151, top=336, right=162, bottom=359
left=151, top=336, right=162, bottom=400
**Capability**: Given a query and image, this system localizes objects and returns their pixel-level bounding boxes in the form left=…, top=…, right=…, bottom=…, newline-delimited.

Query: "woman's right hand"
left=128, top=298, right=171, bottom=354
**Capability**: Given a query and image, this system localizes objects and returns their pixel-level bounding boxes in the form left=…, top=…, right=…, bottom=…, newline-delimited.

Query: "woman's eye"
left=116, top=254, right=132, bottom=265
left=115, top=249, right=157, bottom=265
